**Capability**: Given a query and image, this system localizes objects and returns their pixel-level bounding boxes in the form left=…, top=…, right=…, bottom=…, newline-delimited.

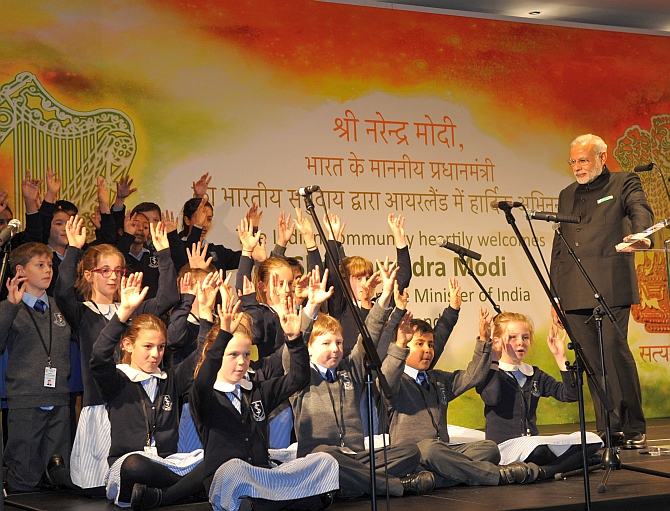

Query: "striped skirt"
left=209, top=453, right=339, bottom=511
left=498, top=431, right=603, bottom=465
left=70, top=405, right=111, bottom=489
left=105, top=449, right=204, bottom=507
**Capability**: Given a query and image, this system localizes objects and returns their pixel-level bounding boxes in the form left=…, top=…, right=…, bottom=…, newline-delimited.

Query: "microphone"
left=528, top=210, right=580, bottom=224
left=298, top=185, right=321, bottom=196
left=490, top=200, right=523, bottom=212
left=0, top=219, right=22, bottom=248
left=634, top=162, right=654, bottom=172
left=438, top=239, right=482, bottom=261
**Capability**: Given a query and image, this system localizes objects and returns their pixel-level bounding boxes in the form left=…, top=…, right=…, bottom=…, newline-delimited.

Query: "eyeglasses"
left=91, top=267, right=127, bottom=278
left=568, top=153, right=601, bottom=167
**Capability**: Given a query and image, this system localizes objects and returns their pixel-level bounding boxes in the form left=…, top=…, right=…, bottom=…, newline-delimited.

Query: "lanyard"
left=416, top=377, right=442, bottom=441
left=314, top=364, right=346, bottom=448
left=23, top=302, right=53, bottom=367
left=135, top=384, right=159, bottom=447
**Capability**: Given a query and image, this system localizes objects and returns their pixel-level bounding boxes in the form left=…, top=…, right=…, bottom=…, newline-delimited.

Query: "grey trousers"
left=5, top=405, right=71, bottom=492
left=418, top=438, right=501, bottom=487
left=312, top=442, right=421, bottom=498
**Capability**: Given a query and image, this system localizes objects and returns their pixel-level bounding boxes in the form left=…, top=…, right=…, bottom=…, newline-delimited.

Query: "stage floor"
left=6, top=419, right=670, bottom=511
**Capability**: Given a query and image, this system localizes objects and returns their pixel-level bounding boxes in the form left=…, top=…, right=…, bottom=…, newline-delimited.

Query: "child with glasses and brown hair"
left=47, top=216, right=178, bottom=495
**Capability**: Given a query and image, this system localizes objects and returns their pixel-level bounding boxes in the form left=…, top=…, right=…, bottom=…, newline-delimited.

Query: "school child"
left=477, top=312, right=602, bottom=479
left=290, top=260, right=434, bottom=499
left=90, top=273, right=205, bottom=508
left=235, top=217, right=295, bottom=358
left=48, top=216, right=178, bottom=492
left=382, top=303, right=543, bottom=487
left=0, top=242, right=71, bottom=492
left=176, top=287, right=338, bottom=511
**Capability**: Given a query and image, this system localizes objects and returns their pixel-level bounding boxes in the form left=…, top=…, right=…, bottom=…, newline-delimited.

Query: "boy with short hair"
left=383, top=303, right=541, bottom=487
left=0, top=242, right=71, bottom=492
left=290, top=261, right=434, bottom=499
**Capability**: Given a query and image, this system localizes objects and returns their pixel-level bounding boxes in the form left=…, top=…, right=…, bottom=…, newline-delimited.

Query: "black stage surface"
left=6, top=418, right=670, bottom=511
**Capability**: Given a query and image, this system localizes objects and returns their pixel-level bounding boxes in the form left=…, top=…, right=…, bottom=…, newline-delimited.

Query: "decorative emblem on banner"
left=0, top=72, right=137, bottom=236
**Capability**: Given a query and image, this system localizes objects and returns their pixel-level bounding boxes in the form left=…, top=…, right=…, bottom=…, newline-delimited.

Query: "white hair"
left=571, top=134, right=607, bottom=155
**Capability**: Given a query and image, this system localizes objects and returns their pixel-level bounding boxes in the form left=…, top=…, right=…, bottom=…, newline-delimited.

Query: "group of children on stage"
left=0, top=171, right=602, bottom=511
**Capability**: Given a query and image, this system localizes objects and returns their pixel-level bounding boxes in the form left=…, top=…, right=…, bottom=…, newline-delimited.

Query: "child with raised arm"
left=48, top=217, right=178, bottom=493
left=0, top=242, right=71, bottom=492
left=290, top=260, right=434, bottom=499
left=477, top=313, right=602, bottom=479
left=90, top=273, right=206, bottom=508
left=383, top=305, right=543, bottom=487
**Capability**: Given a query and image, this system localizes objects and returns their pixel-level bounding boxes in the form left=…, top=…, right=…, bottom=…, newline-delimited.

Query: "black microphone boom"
left=529, top=210, right=580, bottom=224
left=298, top=185, right=321, bottom=196
left=634, top=162, right=654, bottom=172
left=439, top=240, right=482, bottom=261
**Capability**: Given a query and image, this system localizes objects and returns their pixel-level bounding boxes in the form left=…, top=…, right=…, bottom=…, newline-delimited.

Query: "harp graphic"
left=0, top=71, right=136, bottom=221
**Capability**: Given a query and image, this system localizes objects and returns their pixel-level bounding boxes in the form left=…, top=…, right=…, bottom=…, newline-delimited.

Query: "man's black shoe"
left=623, top=433, right=647, bottom=449
left=320, top=491, right=336, bottom=509
left=499, top=462, right=540, bottom=484
left=599, top=431, right=625, bottom=447
left=400, top=470, right=435, bottom=495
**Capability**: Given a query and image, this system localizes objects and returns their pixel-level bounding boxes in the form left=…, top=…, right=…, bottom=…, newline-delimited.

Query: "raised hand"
left=96, top=177, right=111, bottom=214
left=22, top=169, right=43, bottom=213
left=197, top=271, right=222, bottom=321
left=187, top=241, right=213, bottom=269
left=66, top=215, right=87, bottom=249
left=293, top=273, right=310, bottom=301
left=448, top=277, right=462, bottom=310
left=162, top=210, right=178, bottom=233
left=192, top=172, right=212, bottom=198
left=360, top=270, right=382, bottom=308
left=279, top=294, right=301, bottom=340
left=0, top=190, right=9, bottom=216
left=294, top=207, right=316, bottom=248
left=478, top=307, right=492, bottom=343
left=245, top=202, right=263, bottom=229
left=387, top=213, right=407, bottom=249
left=395, top=309, right=414, bottom=348
left=240, top=275, right=256, bottom=297
left=191, top=196, right=209, bottom=228
left=376, top=257, right=399, bottom=308
left=90, top=205, right=102, bottom=230
left=306, top=266, right=334, bottom=309
left=118, top=272, right=149, bottom=322
left=219, top=272, right=235, bottom=305
left=45, top=167, right=61, bottom=204
left=547, top=323, right=568, bottom=368
left=394, top=281, right=409, bottom=311
left=116, top=174, right=137, bottom=201
left=150, top=221, right=170, bottom=252
left=323, top=212, right=345, bottom=242
left=123, top=211, right=138, bottom=236
left=217, top=295, right=242, bottom=335
left=276, top=211, right=295, bottom=247
left=238, top=216, right=261, bottom=253
left=5, top=274, right=27, bottom=305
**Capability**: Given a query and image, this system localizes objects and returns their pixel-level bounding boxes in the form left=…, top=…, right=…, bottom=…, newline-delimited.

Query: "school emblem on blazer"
left=148, top=256, right=159, bottom=268
left=209, top=250, right=218, bottom=262
left=53, top=313, right=67, bottom=327
left=340, top=372, right=354, bottom=390
left=531, top=380, right=540, bottom=397
left=250, top=400, right=265, bottom=422
left=436, top=382, right=448, bottom=405
left=162, top=395, right=173, bottom=411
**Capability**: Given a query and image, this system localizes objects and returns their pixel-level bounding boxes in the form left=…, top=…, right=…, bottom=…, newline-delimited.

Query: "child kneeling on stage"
left=477, top=312, right=602, bottom=479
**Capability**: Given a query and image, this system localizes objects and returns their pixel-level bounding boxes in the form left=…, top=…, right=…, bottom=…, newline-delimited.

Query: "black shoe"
left=400, top=470, right=435, bottom=495
left=599, top=431, right=625, bottom=447
left=131, top=483, right=162, bottom=510
left=44, top=454, right=65, bottom=488
left=623, top=433, right=647, bottom=449
left=499, top=462, right=540, bottom=484
left=320, top=491, right=336, bottom=509
left=238, top=496, right=255, bottom=511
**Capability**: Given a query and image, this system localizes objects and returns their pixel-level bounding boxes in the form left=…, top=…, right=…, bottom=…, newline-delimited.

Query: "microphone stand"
left=302, top=191, right=391, bottom=511
left=0, top=240, right=9, bottom=506
left=500, top=206, right=597, bottom=510
left=553, top=224, right=670, bottom=492
left=448, top=250, right=501, bottom=314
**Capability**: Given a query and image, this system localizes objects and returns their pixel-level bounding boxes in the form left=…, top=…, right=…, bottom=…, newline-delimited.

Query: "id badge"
left=339, top=446, right=357, bottom=455
left=144, top=446, right=158, bottom=455
left=44, top=366, right=57, bottom=388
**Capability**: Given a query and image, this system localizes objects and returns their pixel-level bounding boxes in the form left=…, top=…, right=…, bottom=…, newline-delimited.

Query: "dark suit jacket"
left=550, top=166, right=654, bottom=310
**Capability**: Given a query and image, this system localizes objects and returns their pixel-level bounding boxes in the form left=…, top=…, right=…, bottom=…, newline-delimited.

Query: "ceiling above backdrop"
left=330, top=0, right=670, bottom=34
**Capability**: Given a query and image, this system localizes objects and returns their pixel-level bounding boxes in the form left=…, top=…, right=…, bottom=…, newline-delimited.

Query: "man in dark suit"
left=550, top=134, right=653, bottom=449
